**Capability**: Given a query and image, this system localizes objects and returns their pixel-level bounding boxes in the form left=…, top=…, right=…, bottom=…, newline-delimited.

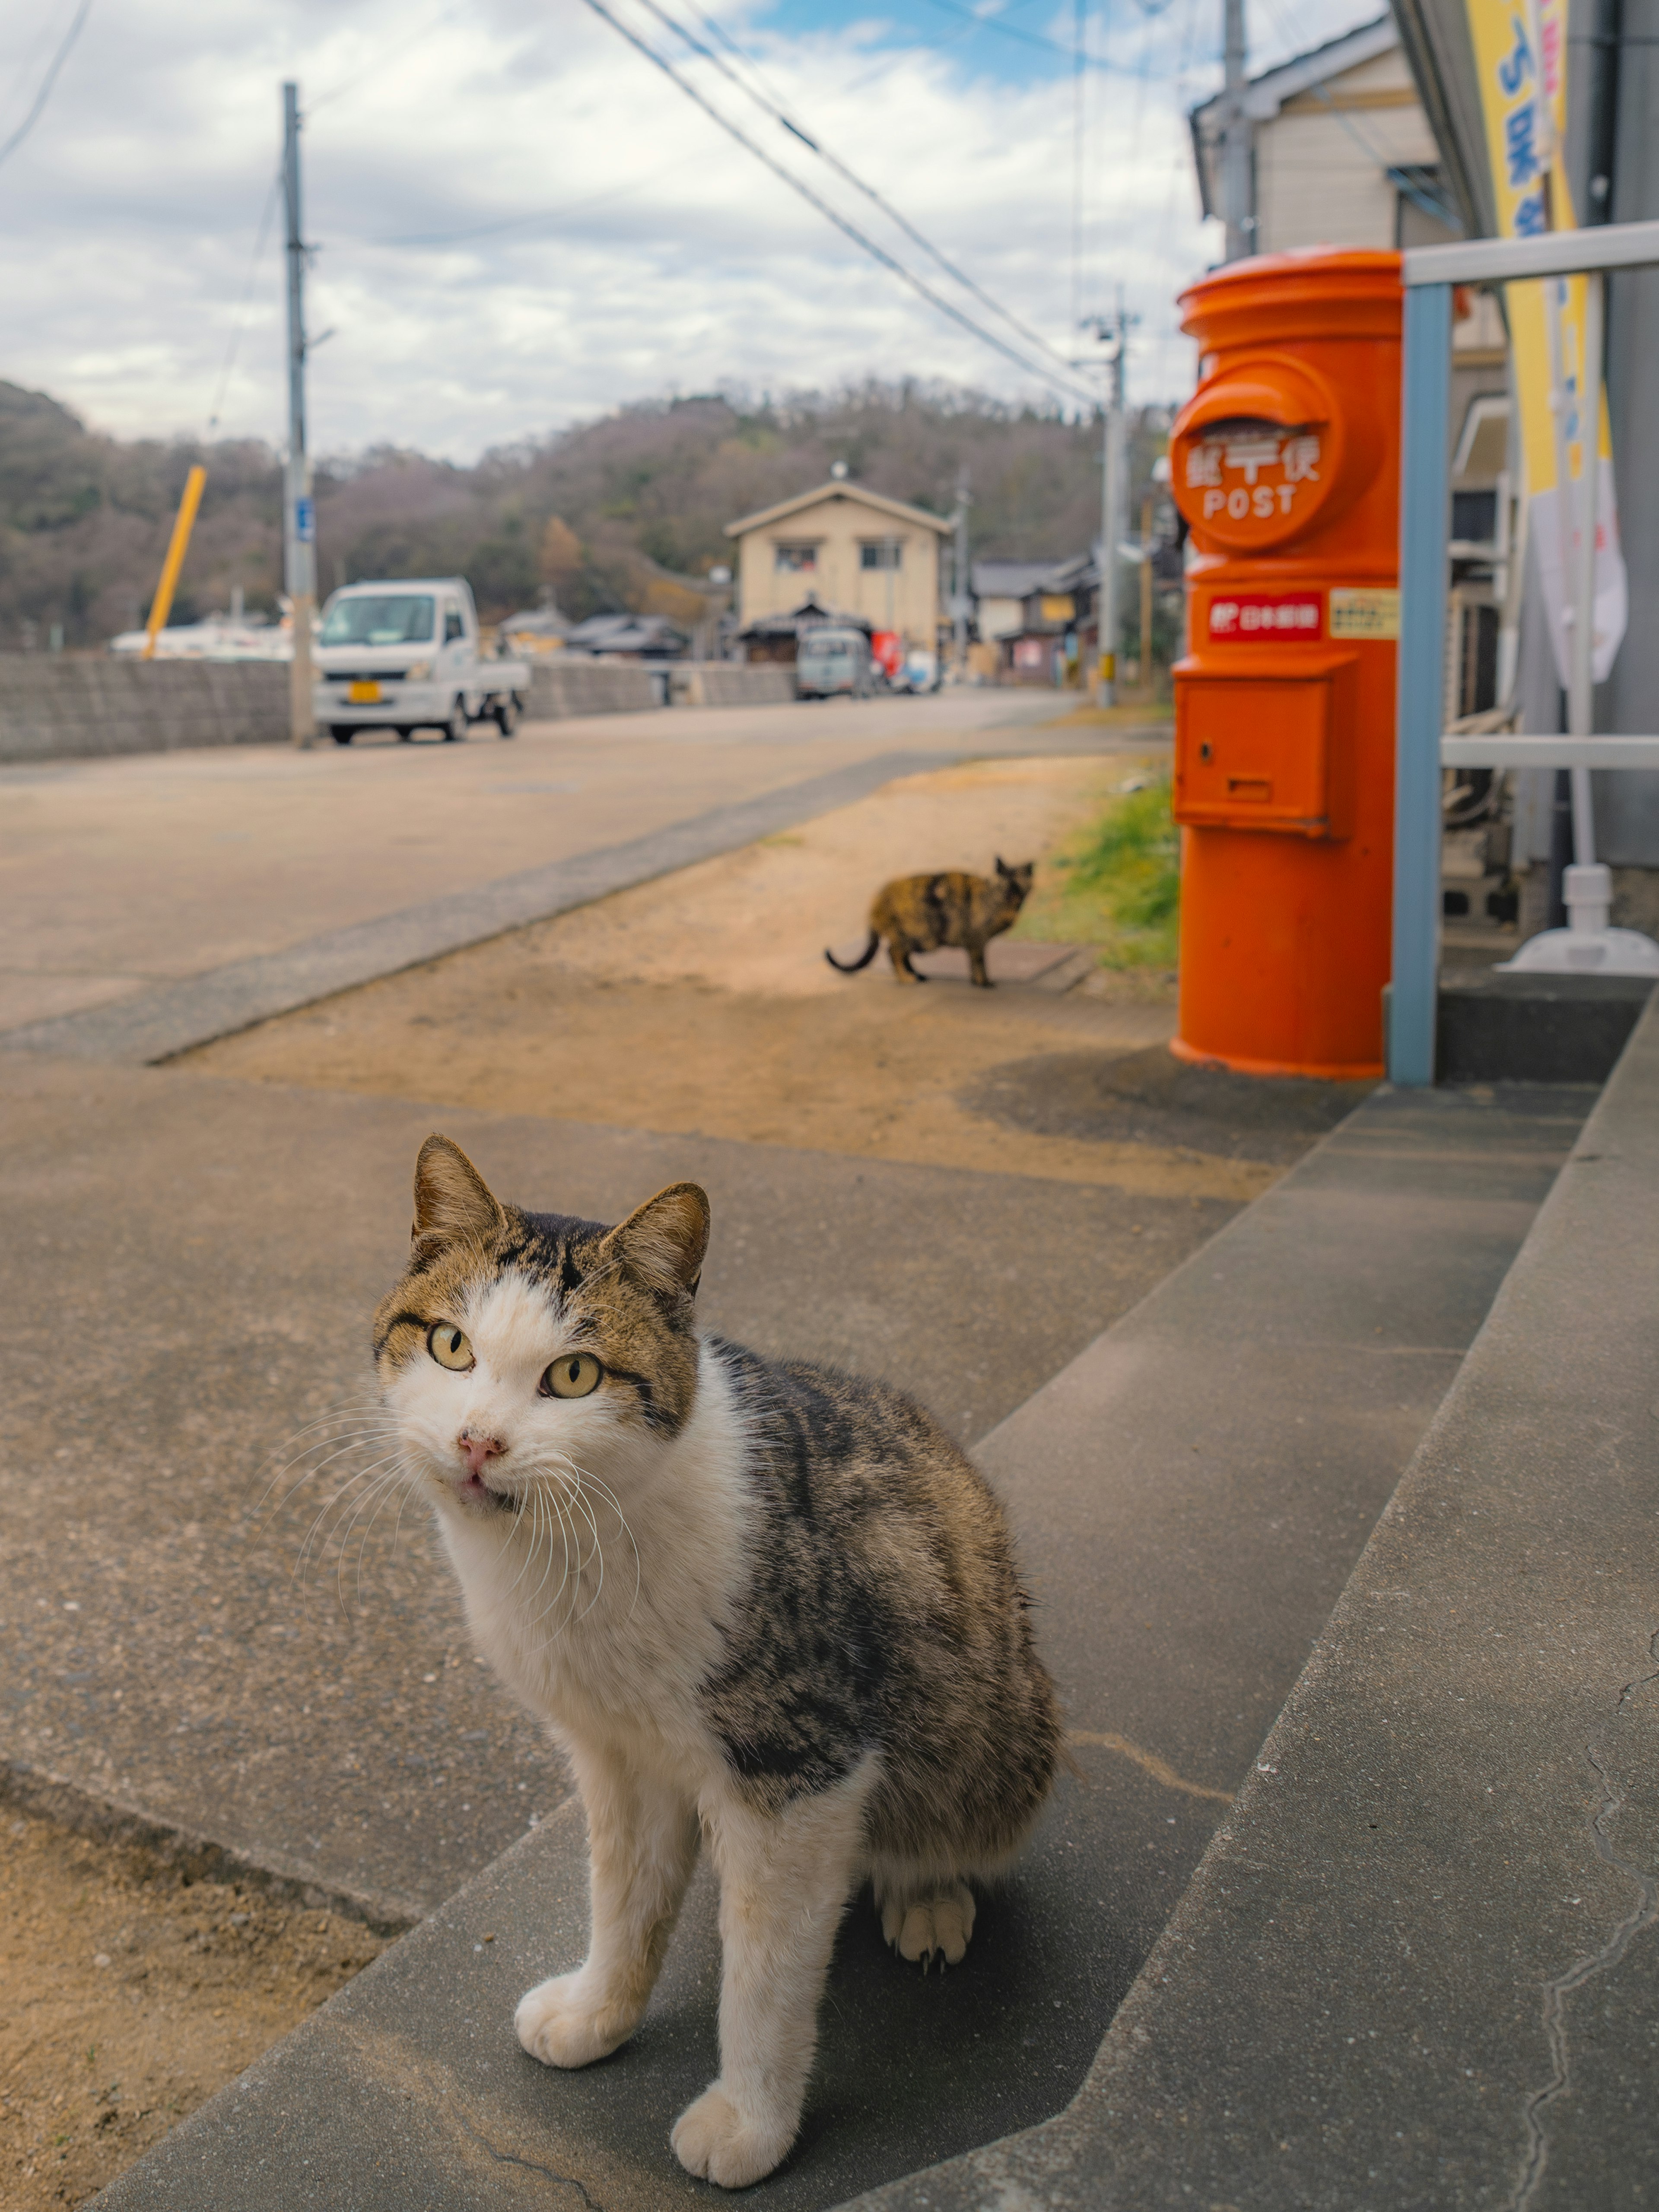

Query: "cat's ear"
left=603, top=1183, right=710, bottom=1299
left=995, top=855, right=1011, bottom=877
left=412, top=1135, right=504, bottom=1249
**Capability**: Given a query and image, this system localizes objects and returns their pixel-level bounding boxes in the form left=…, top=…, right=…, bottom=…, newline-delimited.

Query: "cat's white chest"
left=439, top=1345, right=751, bottom=1766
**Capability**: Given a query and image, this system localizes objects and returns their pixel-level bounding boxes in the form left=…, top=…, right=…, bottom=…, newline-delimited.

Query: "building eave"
left=1190, top=13, right=1397, bottom=133
left=723, top=483, right=953, bottom=539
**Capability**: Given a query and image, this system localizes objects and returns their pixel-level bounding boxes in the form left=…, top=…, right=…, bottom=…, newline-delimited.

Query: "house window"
left=860, top=540, right=902, bottom=571
left=774, top=542, right=818, bottom=573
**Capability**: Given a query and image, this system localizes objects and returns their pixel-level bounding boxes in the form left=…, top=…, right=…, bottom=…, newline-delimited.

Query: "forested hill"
left=0, top=378, right=1166, bottom=646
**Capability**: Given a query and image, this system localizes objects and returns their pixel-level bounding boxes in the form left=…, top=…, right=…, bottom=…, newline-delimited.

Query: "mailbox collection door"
left=1168, top=249, right=1403, bottom=1080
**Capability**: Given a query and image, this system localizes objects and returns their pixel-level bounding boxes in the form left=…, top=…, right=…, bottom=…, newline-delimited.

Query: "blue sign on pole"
left=295, top=496, right=315, bottom=543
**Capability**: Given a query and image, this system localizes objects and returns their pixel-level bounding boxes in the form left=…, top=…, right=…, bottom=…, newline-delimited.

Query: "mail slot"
left=1168, top=249, right=1402, bottom=1080
left=1174, top=655, right=1358, bottom=838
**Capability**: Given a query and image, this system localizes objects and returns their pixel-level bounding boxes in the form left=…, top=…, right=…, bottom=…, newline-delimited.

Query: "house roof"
left=973, top=553, right=1095, bottom=600
left=566, top=612, right=690, bottom=655
left=736, top=594, right=874, bottom=640
left=1189, top=14, right=1399, bottom=221
left=724, top=482, right=953, bottom=539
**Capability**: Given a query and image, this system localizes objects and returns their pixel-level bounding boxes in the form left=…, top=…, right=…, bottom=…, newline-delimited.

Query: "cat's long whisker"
left=292, top=1452, right=410, bottom=1597
left=334, top=1456, right=420, bottom=1609
left=523, top=1484, right=569, bottom=1626
left=524, top=1486, right=581, bottom=1638
left=542, top=1454, right=639, bottom=1624
left=560, top=1463, right=642, bottom=1620
left=498, top=1485, right=546, bottom=1601
left=250, top=1400, right=399, bottom=1495
left=254, top=1426, right=406, bottom=1531
left=350, top=1457, right=422, bottom=1608
left=294, top=1466, right=407, bottom=1602
left=322, top=1466, right=410, bottom=1608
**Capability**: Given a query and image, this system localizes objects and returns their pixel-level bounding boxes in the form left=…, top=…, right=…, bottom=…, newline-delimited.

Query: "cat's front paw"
left=880, top=1879, right=976, bottom=1967
left=671, top=2081, right=796, bottom=2189
left=515, top=1971, right=637, bottom=2068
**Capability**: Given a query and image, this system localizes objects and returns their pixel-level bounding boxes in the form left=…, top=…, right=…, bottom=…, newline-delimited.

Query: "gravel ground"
left=0, top=1811, right=388, bottom=2209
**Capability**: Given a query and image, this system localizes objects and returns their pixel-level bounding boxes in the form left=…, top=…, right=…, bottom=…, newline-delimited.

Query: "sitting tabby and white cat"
left=825, top=857, right=1036, bottom=988
left=376, top=1135, right=1059, bottom=2188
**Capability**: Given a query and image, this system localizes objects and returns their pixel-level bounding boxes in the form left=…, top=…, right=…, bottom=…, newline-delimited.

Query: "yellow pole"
left=141, top=464, right=207, bottom=659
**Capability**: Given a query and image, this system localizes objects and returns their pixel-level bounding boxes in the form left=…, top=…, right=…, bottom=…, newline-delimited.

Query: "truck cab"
left=313, top=576, right=527, bottom=744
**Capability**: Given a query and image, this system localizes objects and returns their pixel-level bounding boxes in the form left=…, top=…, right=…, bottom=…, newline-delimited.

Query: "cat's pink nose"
left=458, top=1429, right=505, bottom=1478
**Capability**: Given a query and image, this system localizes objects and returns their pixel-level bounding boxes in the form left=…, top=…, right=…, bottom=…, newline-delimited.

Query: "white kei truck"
left=312, top=577, right=529, bottom=744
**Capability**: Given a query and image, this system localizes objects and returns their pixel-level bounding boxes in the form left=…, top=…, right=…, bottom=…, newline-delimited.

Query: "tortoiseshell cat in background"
left=825, top=857, right=1036, bottom=987
left=376, top=1136, right=1060, bottom=2189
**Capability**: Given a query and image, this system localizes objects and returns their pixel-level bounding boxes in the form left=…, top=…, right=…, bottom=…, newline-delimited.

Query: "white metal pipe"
left=1443, top=736, right=1659, bottom=769
left=1402, top=218, right=1659, bottom=287
left=1568, top=272, right=1604, bottom=867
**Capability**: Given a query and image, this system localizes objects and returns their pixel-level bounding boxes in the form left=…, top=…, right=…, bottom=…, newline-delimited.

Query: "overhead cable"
left=206, top=168, right=283, bottom=432
left=641, top=0, right=1085, bottom=381
left=0, top=0, right=95, bottom=175
left=915, top=0, right=1143, bottom=76
left=576, top=0, right=1098, bottom=404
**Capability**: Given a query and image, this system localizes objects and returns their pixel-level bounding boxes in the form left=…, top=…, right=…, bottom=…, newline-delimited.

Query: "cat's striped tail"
left=825, top=930, right=880, bottom=974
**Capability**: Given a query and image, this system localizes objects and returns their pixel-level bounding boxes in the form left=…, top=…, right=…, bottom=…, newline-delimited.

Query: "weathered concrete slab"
left=849, top=1014, right=1659, bottom=2211
left=86, top=1080, right=1583, bottom=2209
left=0, top=1055, right=1233, bottom=1925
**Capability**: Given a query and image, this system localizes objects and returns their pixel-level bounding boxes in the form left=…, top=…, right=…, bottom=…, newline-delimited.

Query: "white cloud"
left=0, top=0, right=1372, bottom=459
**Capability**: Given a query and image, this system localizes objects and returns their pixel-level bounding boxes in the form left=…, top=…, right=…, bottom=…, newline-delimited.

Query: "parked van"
left=795, top=625, right=873, bottom=701
left=313, top=577, right=527, bottom=744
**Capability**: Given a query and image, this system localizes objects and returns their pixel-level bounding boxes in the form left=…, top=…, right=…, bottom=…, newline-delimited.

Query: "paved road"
left=0, top=693, right=1081, bottom=1035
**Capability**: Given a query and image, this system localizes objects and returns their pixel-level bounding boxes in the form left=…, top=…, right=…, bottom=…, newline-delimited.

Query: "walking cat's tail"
left=825, top=929, right=880, bottom=973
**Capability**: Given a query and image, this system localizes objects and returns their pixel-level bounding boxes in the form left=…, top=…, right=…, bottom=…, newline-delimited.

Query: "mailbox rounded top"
left=1169, top=352, right=1345, bottom=553
left=1179, top=248, right=1402, bottom=351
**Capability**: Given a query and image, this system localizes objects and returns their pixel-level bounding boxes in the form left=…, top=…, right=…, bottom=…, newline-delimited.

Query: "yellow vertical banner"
left=1465, top=0, right=1626, bottom=685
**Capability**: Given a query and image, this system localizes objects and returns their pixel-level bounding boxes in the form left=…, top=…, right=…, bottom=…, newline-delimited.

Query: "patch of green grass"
left=1013, top=773, right=1179, bottom=969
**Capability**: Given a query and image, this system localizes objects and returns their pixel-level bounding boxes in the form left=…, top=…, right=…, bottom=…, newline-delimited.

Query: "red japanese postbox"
left=1169, top=248, right=1403, bottom=1079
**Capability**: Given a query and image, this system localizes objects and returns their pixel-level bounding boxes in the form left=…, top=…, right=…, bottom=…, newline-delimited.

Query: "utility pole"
left=1218, top=0, right=1252, bottom=263
left=283, top=82, right=316, bottom=749
left=1139, top=489, right=1155, bottom=693
left=1088, top=299, right=1132, bottom=708
left=951, top=466, right=971, bottom=680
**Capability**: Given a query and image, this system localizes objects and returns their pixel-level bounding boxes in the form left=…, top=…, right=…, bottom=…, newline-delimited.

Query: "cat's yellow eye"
left=427, top=1323, right=474, bottom=1372
left=542, top=1352, right=602, bottom=1400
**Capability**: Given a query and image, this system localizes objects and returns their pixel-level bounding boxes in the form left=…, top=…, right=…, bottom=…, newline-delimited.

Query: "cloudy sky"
left=0, top=0, right=1376, bottom=461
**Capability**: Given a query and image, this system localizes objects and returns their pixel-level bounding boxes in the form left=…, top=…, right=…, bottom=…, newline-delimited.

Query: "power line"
left=915, top=0, right=1143, bottom=76
left=577, top=0, right=1098, bottom=404
left=0, top=0, right=94, bottom=175
left=206, top=167, right=283, bottom=432
left=834, top=0, right=1043, bottom=98
left=636, top=0, right=1086, bottom=383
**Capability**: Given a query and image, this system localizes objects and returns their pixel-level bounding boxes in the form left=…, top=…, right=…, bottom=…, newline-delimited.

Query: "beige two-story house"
left=724, top=480, right=950, bottom=649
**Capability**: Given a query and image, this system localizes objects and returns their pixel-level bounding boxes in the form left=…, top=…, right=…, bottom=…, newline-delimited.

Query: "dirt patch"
left=1, top=1811, right=388, bottom=2209
left=188, top=755, right=1296, bottom=1201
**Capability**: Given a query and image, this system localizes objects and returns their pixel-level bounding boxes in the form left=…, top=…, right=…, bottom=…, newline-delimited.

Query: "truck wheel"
left=441, top=697, right=467, bottom=743
left=494, top=696, right=521, bottom=737
left=396, top=727, right=413, bottom=743
left=331, top=726, right=353, bottom=745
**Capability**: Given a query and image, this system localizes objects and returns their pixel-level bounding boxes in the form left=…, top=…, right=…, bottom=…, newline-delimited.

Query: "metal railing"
left=1389, top=219, right=1659, bottom=1086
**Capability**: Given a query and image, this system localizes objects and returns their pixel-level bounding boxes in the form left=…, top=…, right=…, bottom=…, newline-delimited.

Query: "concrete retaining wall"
left=522, top=659, right=659, bottom=718
left=0, top=652, right=798, bottom=766
left=669, top=662, right=796, bottom=707
left=0, top=655, right=289, bottom=764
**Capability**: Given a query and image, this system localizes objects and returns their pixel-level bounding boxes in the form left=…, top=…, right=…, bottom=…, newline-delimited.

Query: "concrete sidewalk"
left=850, top=1005, right=1659, bottom=2210
left=84, top=1078, right=1583, bottom=2211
